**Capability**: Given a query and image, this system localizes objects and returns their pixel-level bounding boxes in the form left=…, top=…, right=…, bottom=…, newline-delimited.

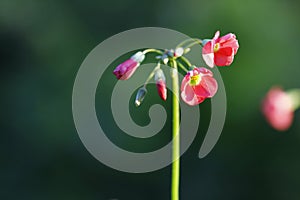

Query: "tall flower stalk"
left=113, top=31, right=239, bottom=200
left=170, top=60, right=180, bottom=200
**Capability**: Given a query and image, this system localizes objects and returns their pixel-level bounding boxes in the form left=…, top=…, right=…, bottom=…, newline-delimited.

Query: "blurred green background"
left=1, top=0, right=300, bottom=199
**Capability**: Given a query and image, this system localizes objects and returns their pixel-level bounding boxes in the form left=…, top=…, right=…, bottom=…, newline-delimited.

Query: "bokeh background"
left=1, top=0, right=300, bottom=199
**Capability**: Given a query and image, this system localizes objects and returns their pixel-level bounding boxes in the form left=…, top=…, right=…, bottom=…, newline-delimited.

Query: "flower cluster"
left=113, top=31, right=239, bottom=106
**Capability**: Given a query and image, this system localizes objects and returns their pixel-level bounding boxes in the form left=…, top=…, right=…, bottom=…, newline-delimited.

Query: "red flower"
left=154, top=69, right=167, bottom=101
left=202, top=31, right=239, bottom=68
left=262, top=87, right=294, bottom=131
left=181, top=67, right=218, bottom=106
left=113, top=51, right=145, bottom=80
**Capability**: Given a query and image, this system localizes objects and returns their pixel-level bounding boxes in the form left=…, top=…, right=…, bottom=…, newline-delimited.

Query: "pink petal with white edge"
left=181, top=90, right=200, bottom=106
left=181, top=74, right=190, bottom=91
left=197, top=67, right=213, bottom=77
left=182, top=80, right=196, bottom=102
left=202, top=40, right=213, bottom=54
left=217, top=33, right=235, bottom=43
left=202, top=53, right=215, bottom=68
left=181, top=78, right=199, bottom=106
left=202, top=41, right=215, bottom=68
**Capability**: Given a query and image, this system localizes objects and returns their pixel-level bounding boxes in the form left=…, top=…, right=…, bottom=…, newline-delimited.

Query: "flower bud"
left=154, top=69, right=167, bottom=101
left=154, top=68, right=166, bottom=82
left=113, top=51, right=145, bottom=80
left=131, top=51, right=145, bottom=63
left=174, top=47, right=184, bottom=57
left=135, top=87, right=147, bottom=107
left=161, top=54, right=169, bottom=65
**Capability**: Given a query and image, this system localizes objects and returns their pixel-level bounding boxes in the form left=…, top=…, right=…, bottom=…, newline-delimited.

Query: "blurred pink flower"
left=113, top=51, right=145, bottom=80
left=202, top=31, right=239, bottom=68
left=181, top=67, right=218, bottom=106
left=262, top=87, right=294, bottom=131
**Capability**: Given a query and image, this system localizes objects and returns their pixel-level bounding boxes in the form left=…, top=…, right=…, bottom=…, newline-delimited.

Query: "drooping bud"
left=131, top=51, right=145, bottom=63
left=154, top=69, right=167, bottom=101
left=135, top=87, right=147, bottom=107
left=113, top=51, right=145, bottom=80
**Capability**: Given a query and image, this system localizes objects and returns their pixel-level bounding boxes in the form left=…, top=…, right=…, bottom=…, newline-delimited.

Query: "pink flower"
left=181, top=67, right=218, bottom=106
left=113, top=51, right=145, bottom=80
left=154, top=69, right=167, bottom=101
left=262, top=87, right=294, bottom=131
left=202, top=31, right=239, bottom=68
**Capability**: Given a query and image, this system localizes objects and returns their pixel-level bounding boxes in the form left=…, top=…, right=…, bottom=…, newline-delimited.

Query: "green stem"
left=179, top=56, right=192, bottom=67
left=142, top=48, right=163, bottom=54
left=184, top=39, right=203, bottom=49
left=176, top=61, right=189, bottom=73
left=176, top=38, right=202, bottom=49
left=143, top=62, right=161, bottom=87
left=171, top=59, right=180, bottom=200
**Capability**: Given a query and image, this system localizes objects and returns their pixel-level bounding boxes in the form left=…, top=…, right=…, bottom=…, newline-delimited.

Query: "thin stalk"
left=179, top=56, right=192, bottom=67
left=143, top=62, right=161, bottom=87
left=176, top=38, right=202, bottom=49
left=184, top=39, right=203, bottom=49
left=170, top=59, right=180, bottom=200
left=176, top=61, right=189, bottom=73
left=142, top=48, right=163, bottom=54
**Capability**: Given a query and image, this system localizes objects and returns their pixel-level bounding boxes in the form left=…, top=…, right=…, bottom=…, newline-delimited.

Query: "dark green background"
left=1, top=0, right=300, bottom=199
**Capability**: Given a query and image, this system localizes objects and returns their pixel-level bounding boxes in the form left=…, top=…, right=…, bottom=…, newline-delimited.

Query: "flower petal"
left=180, top=77, right=201, bottom=106
left=181, top=74, right=190, bottom=91
left=220, top=37, right=239, bottom=54
left=217, top=33, right=235, bottom=44
left=183, top=81, right=196, bottom=102
left=194, top=76, right=218, bottom=98
left=197, top=67, right=213, bottom=77
left=181, top=89, right=200, bottom=106
left=214, top=47, right=234, bottom=66
left=202, top=40, right=213, bottom=54
left=213, top=31, right=220, bottom=40
left=202, top=52, right=215, bottom=68
left=202, top=41, right=215, bottom=68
